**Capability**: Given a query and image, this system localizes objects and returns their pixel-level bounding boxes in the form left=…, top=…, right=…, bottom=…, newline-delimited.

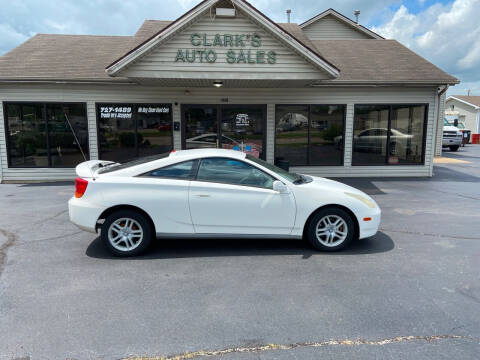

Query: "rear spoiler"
left=75, top=160, right=117, bottom=179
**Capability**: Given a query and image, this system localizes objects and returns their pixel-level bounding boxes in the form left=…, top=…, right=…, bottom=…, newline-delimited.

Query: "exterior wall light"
left=213, top=81, right=223, bottom=88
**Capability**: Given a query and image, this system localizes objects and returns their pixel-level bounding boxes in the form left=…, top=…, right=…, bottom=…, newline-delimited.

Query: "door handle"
left=196, top=194, right=210, bottom=198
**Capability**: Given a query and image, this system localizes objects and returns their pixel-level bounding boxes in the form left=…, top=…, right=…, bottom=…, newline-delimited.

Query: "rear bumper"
left=358, top=207, right=381, bottom=239
left=68, top=197, right=104, bottom=234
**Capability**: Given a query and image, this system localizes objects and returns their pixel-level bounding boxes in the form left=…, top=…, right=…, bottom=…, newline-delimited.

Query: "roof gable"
left=106, top=0, right=339, bottom=79
left=447, top=96, right=480, bottom=109
left=300, top=9, right=383, bottom=40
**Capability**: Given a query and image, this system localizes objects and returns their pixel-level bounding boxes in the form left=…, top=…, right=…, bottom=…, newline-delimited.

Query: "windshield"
left=97, top=152, right=170, bottom=174
left=246, top=155, right=304, bottom=183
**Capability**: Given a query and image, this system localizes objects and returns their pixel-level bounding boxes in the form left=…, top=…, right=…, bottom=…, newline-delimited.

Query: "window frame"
left=3, top=101, right=88, bottom=168
left=274, top=104, right=346, bottom=167
left=96, top=103, right=174, bottom=162
left=192, top=156, right=277, bottom=190
left=352, top=103, right=429, bottom=166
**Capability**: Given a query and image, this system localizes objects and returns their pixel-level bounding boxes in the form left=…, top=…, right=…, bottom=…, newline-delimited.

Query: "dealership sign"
left=175, top=33, right=277, bottom=64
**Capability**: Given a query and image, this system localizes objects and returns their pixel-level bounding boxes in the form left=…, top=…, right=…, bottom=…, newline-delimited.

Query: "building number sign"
left=175, top=33, right=276, bottom=65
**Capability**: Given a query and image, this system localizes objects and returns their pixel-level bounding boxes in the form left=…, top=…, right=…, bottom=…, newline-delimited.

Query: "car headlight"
left=345, top=192, right=376, bottom=208
left=457, top=131, right=463, bottom=136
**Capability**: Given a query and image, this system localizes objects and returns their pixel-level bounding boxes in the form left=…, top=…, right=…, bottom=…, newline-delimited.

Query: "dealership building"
left=0, top=0, right=458, bottom=182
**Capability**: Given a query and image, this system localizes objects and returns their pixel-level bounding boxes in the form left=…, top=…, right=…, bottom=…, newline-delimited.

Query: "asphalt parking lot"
left=1, top=146, right=479, bottom=360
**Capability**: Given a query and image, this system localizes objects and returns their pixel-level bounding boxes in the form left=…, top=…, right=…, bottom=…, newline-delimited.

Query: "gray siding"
left=0, top=84, right=437, bottom=181
left=266, top=103, right=275, bottom=164
left=343, top=103, right=354, bottom=167
left=119, top=11, right=329, bottom=80
left=302, top=15, right=372, bottom=40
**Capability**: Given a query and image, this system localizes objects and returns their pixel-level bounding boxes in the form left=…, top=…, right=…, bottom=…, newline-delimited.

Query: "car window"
left=196, top=157, right=274, bottom=189
left=200, top=136, right=217, bottom=143
left=97, top=152, right=170, bottom=174
left=148, top=160, right=195, bottom=179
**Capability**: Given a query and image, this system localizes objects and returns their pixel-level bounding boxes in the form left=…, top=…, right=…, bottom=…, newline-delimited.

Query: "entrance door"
left=183, top=105, right=219, bottom=149
left=182, top=104, right=266, bottom=159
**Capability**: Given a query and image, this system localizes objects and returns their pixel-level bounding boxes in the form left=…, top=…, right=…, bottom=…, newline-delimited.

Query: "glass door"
left=183, top=105, right=219, bottom=150
left=220, top=105, right=266, bottom=159
left=182, top=104, right=266, bottom=159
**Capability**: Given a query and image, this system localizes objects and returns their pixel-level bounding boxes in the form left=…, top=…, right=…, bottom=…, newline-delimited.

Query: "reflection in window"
left=5, top=102, right=88, bottom=168
left=97, top=104, right=172, bottom=163
left=275, top=105, right=309, bottom=166
left=310, top=105, right=345, bottom=166
left=391, top=105, right=426, bottom=164
left=197, top=157, right=274, bottom=188
left=352, top=105, right=390, bottom=165
left=275, top=105, right=345, bottom=166
left=353, top=104, right=427, bottom=165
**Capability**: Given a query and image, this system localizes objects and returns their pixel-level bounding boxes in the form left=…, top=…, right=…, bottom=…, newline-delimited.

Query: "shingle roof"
left=450, top=96, right=480, bottom=107
left=0, top=34, right=133, bottom=82
left=0, top=20, right=458, bottom=84
left=311, top=39, right=458, bottom=83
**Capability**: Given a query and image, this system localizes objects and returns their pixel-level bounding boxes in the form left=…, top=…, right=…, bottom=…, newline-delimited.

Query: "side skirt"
left=155, top=233, right=303, bottom=240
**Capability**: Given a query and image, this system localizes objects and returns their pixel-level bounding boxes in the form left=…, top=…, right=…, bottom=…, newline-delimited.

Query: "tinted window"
left=149, top=161, right=195, bottom=179
left=97, top=103, right=172, bottom=163
left=97, top=152, right=169, bottom=174
left=196, top=157, right=274, bottom=189
left=275, top=105, right=309, bottom=166
left=5, top=102, right=88, bottom=168
left=275, top=104, right=345, bottom=166
left=353, top=104, right=427, bottom=166
left=352, top=105, right=390, bottom=165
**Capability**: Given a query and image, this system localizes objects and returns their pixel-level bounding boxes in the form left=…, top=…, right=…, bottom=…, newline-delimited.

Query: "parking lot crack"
left=380, top=228, right=480, bottom=240
left=0, top=228, right=18, bottom=277
left=124, top=334, right=477, bottom=360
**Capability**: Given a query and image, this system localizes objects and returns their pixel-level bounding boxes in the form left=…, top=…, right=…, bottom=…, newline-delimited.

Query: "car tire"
left=306, top=207, right=355, bottom=252
left=449, top=145, right=460, bottom=152
left=101, top=210, right=152, bottom=257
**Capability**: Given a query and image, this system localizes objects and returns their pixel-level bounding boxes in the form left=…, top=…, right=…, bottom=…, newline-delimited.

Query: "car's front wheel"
left=101, top=210, right=152, bottom=257
left=306, top=207, right=355, bottom=251
left=449, top=145, right=460, bottom=151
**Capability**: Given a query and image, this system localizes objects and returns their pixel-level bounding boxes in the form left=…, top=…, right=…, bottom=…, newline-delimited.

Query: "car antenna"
left=64, top=111, right=95, bottom=179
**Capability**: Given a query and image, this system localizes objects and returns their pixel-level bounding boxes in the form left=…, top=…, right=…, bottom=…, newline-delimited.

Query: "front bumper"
left=68, top=197, right=104, bottom=234
left=358, top=207, right=381, bottom=239
left=442, top=137, right=462, bottom=146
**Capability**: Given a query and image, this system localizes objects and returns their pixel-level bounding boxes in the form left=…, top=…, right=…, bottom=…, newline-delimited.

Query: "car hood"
left=444, top=125, right=459, bottom=132
left=304, top=176, right=365, bottom=195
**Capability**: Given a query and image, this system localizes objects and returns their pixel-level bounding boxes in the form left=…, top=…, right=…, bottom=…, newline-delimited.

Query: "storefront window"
left=4, top=102, right=88, bottom=168
left=275, top=104, right=345, bottom=166
left=97, top=104, right=172, bottom=162
left=352, top=104, right=427, bottom=166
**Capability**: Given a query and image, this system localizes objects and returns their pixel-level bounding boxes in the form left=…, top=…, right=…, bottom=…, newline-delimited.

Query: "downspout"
left=431, top=85, right=448, bottom=176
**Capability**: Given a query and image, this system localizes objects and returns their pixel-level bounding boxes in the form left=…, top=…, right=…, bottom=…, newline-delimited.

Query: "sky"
left=0, top=0, right=478, bottom=96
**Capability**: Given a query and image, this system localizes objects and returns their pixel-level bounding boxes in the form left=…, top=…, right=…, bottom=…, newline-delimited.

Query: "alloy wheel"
left=108, top=218, right=144, bottom=252
left=315, top=215, right=348, bottom=247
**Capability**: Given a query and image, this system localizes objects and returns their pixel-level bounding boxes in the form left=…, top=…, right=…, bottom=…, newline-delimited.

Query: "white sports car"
left=69, top=149, right=381, bottom=256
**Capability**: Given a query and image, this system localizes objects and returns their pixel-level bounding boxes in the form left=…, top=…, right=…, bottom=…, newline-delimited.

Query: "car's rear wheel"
left=101, top=210, right=152, bottom=257
left=449, top=145, right=459, bottom=151
left=306, top=207, right=355, bottom=251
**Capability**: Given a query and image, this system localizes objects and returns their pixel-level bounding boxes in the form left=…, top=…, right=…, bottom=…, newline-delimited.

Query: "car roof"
left=170, top=148, right=247, bottom=160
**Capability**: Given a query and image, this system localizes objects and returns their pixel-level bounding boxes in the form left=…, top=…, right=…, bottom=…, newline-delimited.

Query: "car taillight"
left=75, top=177, right=88, bottom=198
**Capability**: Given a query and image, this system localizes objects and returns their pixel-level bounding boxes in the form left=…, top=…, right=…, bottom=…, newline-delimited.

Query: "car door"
left=188, top=157, right=296, bottom=235
left=133, top=160, right=197, bottom=235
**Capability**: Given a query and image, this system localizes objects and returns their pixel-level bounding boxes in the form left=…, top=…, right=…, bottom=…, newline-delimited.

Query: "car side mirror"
left=273, top=180, right=289, bottom=193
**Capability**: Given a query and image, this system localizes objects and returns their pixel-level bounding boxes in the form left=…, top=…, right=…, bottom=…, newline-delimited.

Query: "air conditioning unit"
left=216, top=8, right=236, bottom=17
